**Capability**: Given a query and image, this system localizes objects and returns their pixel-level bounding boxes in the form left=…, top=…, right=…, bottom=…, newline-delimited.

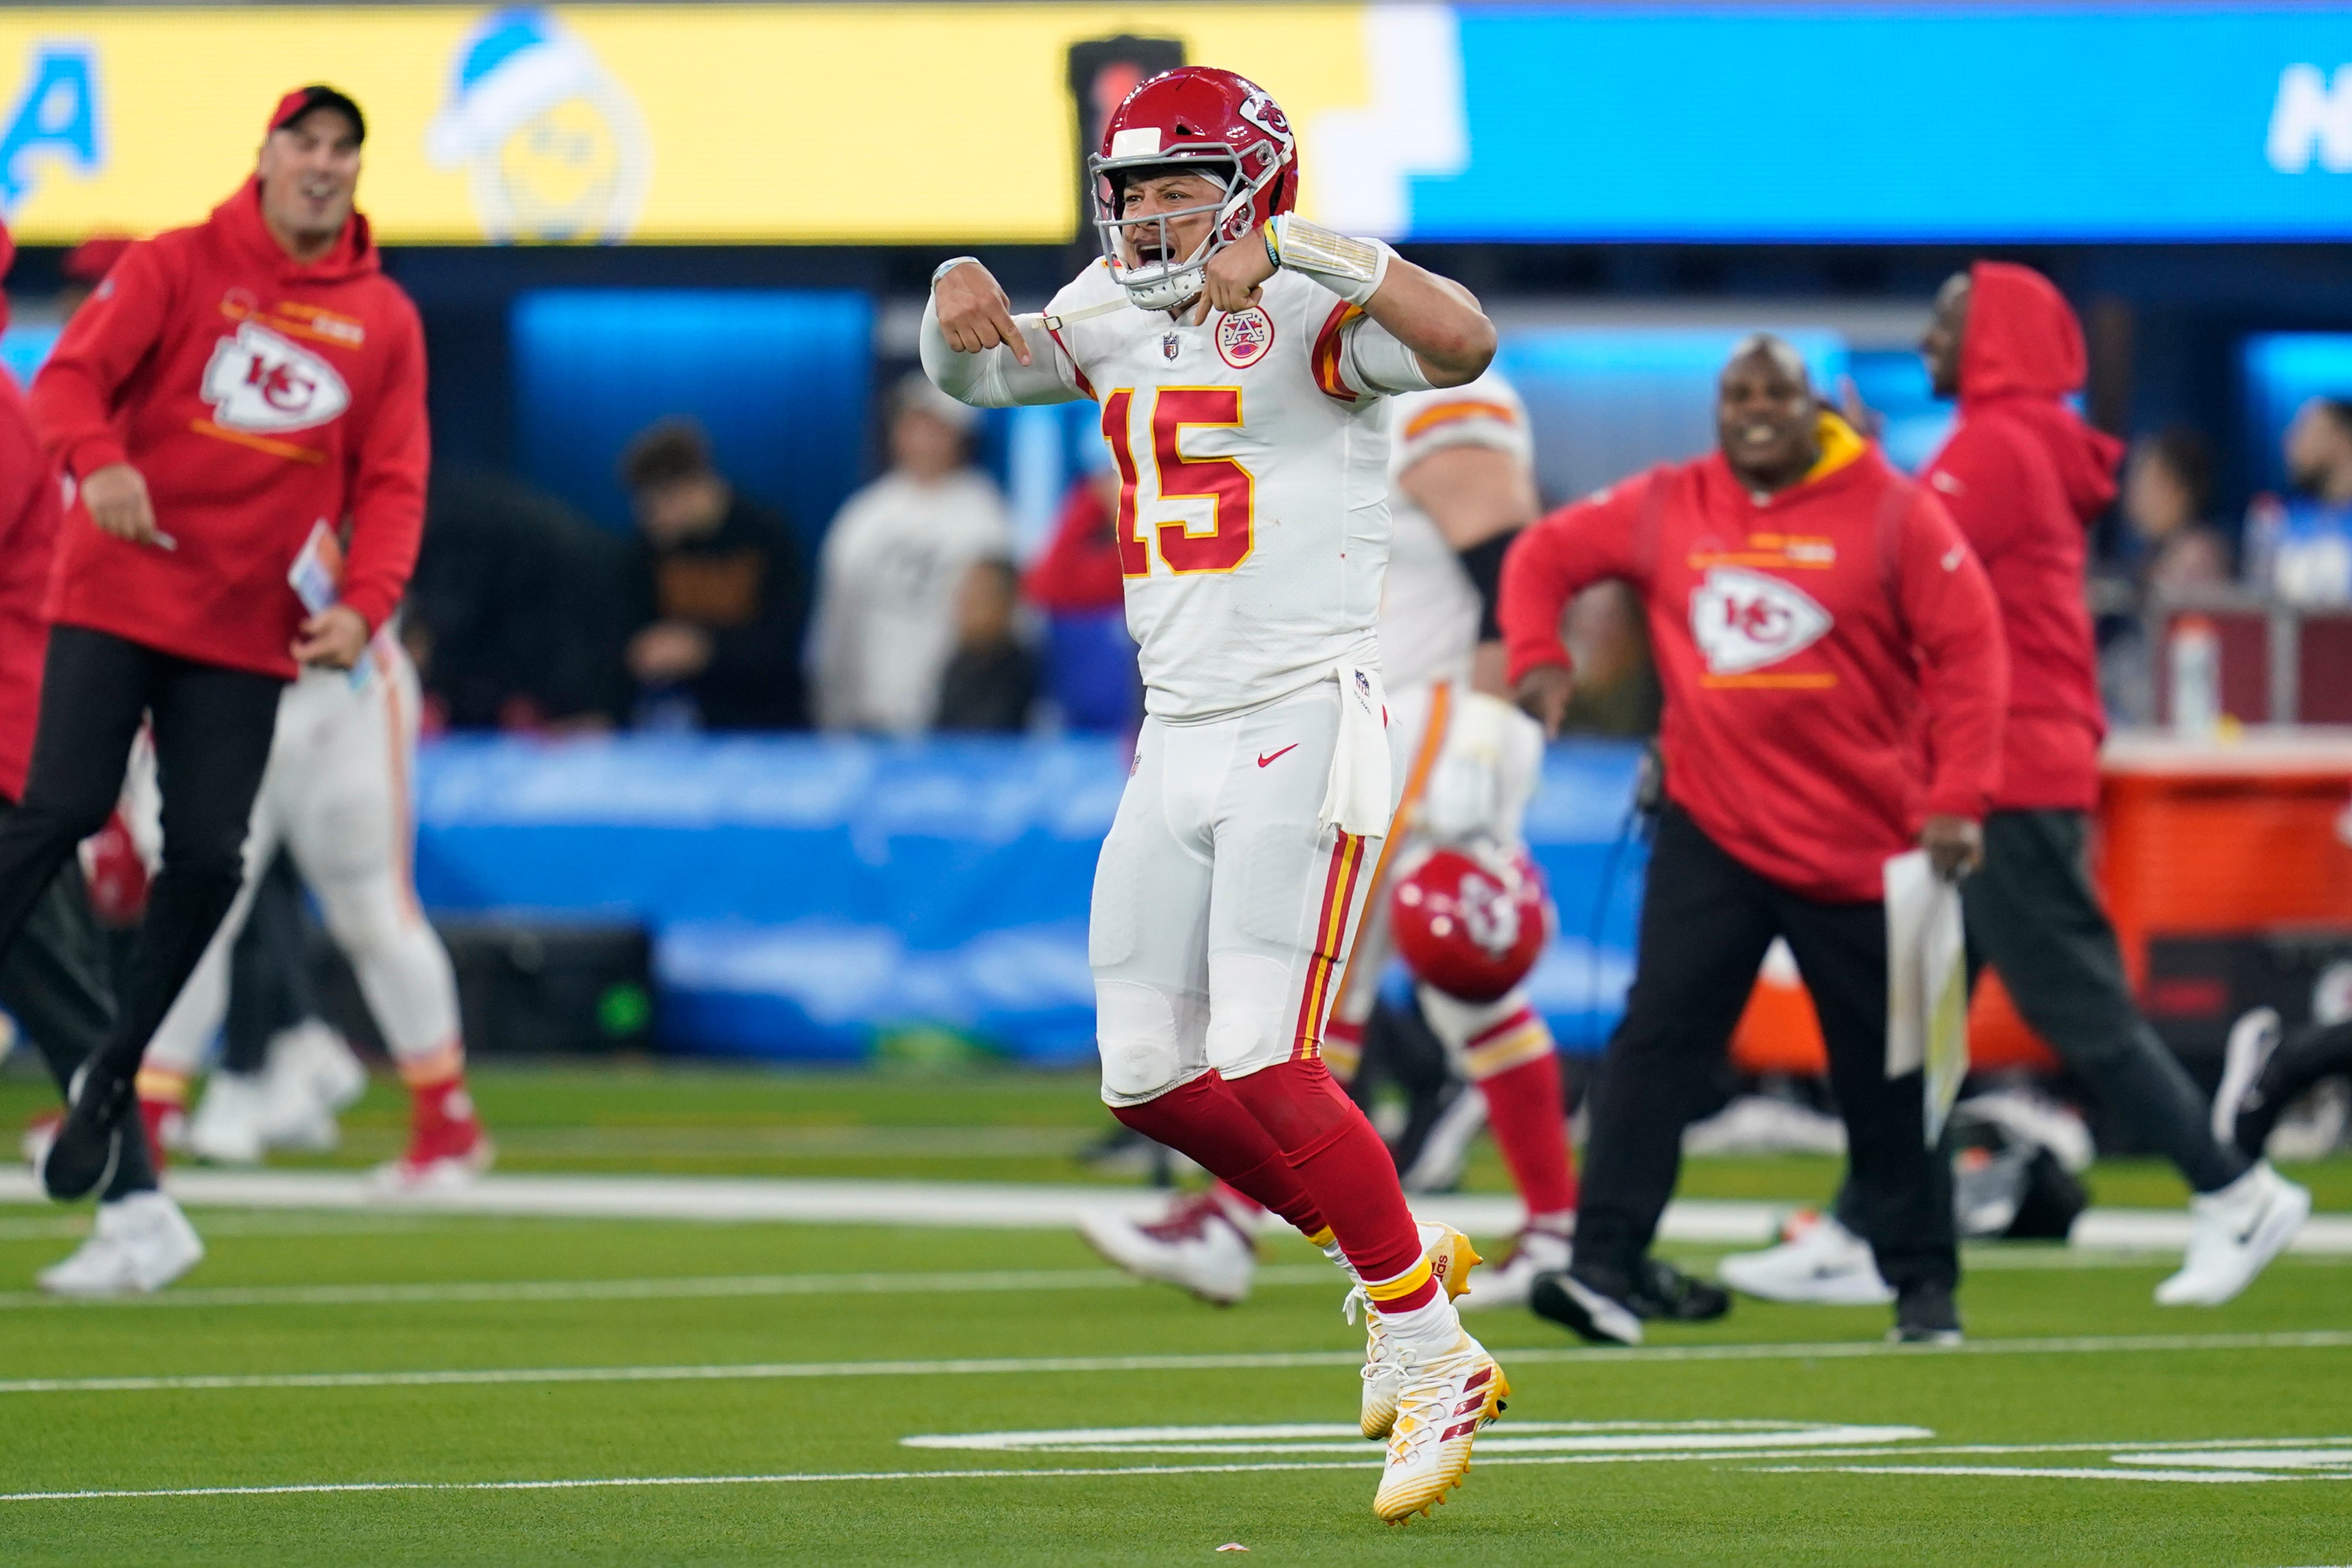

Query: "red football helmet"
left=1089, top=67, right=1299, bottom=311
left=1390, top=845, right=1552, bottom=1004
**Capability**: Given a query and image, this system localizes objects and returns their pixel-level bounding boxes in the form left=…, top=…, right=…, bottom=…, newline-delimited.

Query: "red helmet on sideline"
left=1390, top=845, right=1551, bottom=1004
left=1088, top=66, right=1298, bottom=311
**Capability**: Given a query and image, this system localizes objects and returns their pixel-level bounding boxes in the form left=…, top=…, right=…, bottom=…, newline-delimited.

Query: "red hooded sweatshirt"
left=30, top=179, right=428, bottom=679
left=0, top=220, right=64, bottom=801
left=1503, top=417, right=2007, bottom=903
left=1919, top=263, right=2123, bottom=812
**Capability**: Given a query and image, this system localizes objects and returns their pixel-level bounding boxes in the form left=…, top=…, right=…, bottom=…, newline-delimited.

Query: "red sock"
left=1477, top=1049, right=1578, bottom=1218
left=409, top=1075, right=475, bottom=1132
left=1226, top=1058, right=1432, bottom=1309
left=1110, top=1074, right=1330, bottom=1240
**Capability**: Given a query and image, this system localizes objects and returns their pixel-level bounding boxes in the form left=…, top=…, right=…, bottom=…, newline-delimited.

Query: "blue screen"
left=2241, top=334, right=2352, bottom=494
left=510, top=290, right=873, bottom=553
left=1405, top=5, right=2352, bottom=241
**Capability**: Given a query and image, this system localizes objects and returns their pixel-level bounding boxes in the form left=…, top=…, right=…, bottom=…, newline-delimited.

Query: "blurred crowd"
left=401, top=363, right=2352, bottom=743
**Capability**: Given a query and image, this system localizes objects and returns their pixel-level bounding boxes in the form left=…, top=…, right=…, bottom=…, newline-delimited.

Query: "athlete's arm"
left=922, top=260, right=1085, bottom=409
left=1401, top=445, right=1537, bottom=556
left=1499, top=482, right=1647, bottom=737
left=1201, top=220, right=1494, bottom=387
left=1402, top=444, right=1539, bottom=693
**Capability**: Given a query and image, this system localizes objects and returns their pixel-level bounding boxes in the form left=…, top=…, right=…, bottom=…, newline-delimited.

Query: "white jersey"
left=1034, top=261, right=1418, bottom=722
left=1378, top=371, right=1534, bottom=691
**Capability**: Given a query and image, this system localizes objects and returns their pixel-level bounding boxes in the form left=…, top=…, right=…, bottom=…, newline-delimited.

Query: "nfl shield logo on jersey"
left=1162, top=332, right=1181, bottom=362
left=1690, top=566, right=1832, bottom=676
left=200, top=320, right=352, bottom=435
left=1216, top=308, right=1274, bottom=369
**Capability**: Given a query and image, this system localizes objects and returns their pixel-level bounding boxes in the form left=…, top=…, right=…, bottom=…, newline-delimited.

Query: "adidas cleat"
left=1352, top=1222, right=1484, bottom=1440
left=1372, top=1332, right=1507, bottom=1523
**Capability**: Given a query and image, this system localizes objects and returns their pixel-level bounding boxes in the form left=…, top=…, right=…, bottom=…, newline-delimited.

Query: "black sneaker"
left=1631, top=1257, right=1732, bottom=1323
left=1889, top=1280, right=1963, bottom=1345
left=42, top=1059, right=130, bottom=1202
left=1530, top=1268, right=1645, bottom=1346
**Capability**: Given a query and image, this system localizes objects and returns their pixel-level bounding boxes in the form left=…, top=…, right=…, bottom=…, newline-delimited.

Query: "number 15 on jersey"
left=1102, top=386, right=1257, bottom=577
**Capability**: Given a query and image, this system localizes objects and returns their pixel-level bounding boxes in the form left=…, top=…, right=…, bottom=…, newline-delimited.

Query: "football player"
left=1082, top=373, right=1585, bottom=1314
left=924, top=67, right=1505, bottom=1523
left=127, top=628, right=489, bottom=1190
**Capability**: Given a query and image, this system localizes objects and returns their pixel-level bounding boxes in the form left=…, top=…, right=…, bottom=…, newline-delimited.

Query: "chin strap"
left=1035, top=295, right=1136, bottom=333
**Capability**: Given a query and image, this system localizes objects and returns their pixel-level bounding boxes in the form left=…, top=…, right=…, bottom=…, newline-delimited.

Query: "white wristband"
left=1267, top=216, right=1390, bottom=306
left=931, top=256, right=982, bottom=289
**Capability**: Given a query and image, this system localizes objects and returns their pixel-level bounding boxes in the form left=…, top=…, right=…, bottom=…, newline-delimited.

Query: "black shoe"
left=42, top=1059, right=130, bottom=1202
left=1530, top=1268, right=1646, bottom=1346
left=1631, top=1257, right=1732, bottom=1323
left=1889, top=1280, right=1963, bottom=1345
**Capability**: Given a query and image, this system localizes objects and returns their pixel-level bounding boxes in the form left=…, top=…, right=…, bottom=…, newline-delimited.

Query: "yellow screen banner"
left=0, top=4, right=1381, bottom=244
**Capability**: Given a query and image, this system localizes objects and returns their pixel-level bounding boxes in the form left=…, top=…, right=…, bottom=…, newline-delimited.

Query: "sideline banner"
left=0, top=4, right=1386, bottom=244
left=2, top=5, right=2346, bottom=246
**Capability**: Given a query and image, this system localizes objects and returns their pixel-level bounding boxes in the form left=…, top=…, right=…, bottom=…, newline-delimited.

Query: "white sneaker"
left=1372, top=1331, right=1507, bottom=1524
left=271, top=1022, right=368, bottom=1113
left=1076, top=1192, right=1257, bottom=1305
left=1456, top=1227, right=1570, bottom=1312
left=1718, top=1212, right=1894, bottom=1305
left=1352, top=1222, right=1483, bottom=1440
left=184, top=1073, right=270, bottom=1165
left=37, top=1192, right=205, bottom=1297
left=2214, top=1008, right=2283, bottom=1149
left=2155, top=1161, right=2312, bottom=1306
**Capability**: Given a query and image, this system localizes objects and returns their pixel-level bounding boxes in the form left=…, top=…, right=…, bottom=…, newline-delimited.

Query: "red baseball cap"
left=267, top=84, right=365, bottom=143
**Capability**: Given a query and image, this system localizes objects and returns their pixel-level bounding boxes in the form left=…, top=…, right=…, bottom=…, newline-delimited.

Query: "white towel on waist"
left=1320, top=665, right=1393, bottom=839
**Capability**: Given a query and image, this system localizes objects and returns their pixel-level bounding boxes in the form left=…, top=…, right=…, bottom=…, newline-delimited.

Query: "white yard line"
left=5, top=1330, right=2346, bottom=1397
left=8, top=1436, right=2351, bottom=1505
left=1, top=1168, right=2344, bottom=1252
left=1750, top=1464, right=2344, bottom=1484
left=0, top=1264, right=1337, bottom=1312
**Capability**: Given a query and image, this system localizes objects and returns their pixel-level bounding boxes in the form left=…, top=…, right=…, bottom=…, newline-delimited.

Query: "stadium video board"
left=1, top=4, right=2348, bottom=245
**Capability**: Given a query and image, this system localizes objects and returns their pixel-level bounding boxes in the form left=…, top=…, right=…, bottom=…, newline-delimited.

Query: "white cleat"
left=1372, top=1331, right=1507, bottom=1524
left=2155, top=1161, right=2312, bottom=1307
left=1352, top=1222, right=1483, bottom=1440
left=1076, top=1191, right=1257, bottom=1305
left=1718, top=1212, right=1894, bottom=1305
left=2214, top=1008, right=2283, bottom=1149
left=1456, top=1227, right=1570, bottom=1312
left=37, top=1191, right=205, bottom=1297
left=272, top=1021, right=369, bottom=1114
left=184, top=1073, right=270, bottom=1165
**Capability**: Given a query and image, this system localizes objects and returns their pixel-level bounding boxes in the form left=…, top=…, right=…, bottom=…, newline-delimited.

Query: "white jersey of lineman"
left=1039, top=260, right=1403, bottom=722
left=1376, top=370, right=1534, bottom=691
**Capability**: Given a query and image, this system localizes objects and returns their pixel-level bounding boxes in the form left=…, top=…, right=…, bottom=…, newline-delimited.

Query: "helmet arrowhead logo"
left=1690, top=567, right=1833, bottom=676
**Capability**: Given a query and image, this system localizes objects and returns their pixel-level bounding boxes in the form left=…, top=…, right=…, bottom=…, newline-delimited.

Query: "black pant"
left=0, top=626, right=281, bottom=1086
left=1963, top=809, right=2245, bottom=1193
left=2238, top=1019, right=2352, bottom=1156
left=0, top=801, right=155, bottom=1202
left=1575, top=804, right=1956, bottom=1293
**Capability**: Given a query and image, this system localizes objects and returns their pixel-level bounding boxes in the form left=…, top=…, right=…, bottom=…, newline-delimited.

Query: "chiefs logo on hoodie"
left=200, top=320, right=352, bottom=434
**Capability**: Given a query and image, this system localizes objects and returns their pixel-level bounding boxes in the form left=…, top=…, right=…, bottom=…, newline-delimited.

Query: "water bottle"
left=2168, top=614, right=2221, bottom=739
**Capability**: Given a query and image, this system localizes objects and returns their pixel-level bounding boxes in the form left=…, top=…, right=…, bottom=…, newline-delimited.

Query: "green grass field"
left=1, top=1064, right=2347, bottom=1566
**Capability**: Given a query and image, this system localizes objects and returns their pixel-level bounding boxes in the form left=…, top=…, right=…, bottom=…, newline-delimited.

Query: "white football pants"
left=1090, top=680, right=1393, bottom=1107
left=145, top=642, right=461, bottom=1077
